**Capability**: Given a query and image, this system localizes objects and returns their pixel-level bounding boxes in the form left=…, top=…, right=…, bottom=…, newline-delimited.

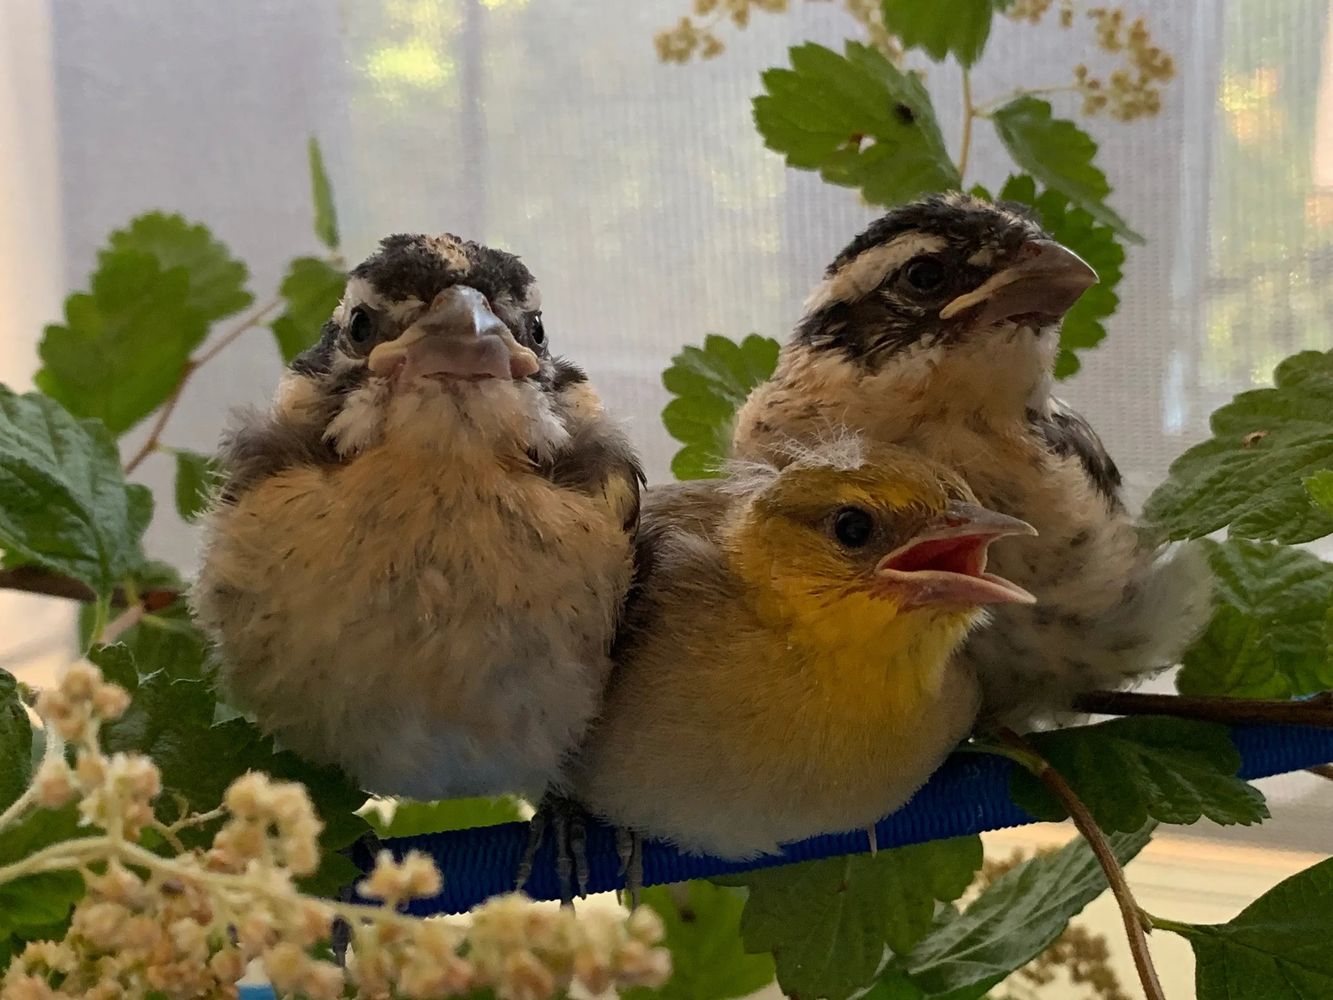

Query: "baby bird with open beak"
left=567, top=438, right=1034, bottom=870
left=734, top=193, right=1211, bottom=728
left=193, top=233, right=642, bottom=804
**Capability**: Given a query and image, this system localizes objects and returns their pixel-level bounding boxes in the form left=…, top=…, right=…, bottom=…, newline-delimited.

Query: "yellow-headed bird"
left=734, top=193, right=1211, bottom=727
left=566, top=438, right=1034, bottom=860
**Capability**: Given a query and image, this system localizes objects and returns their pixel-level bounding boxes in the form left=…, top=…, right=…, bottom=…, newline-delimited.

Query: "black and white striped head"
left=797, top=193, right=1096, bottom=370
left=295, top=233, right=548, bottom=384
left=283, top=234, right=579, bottom=459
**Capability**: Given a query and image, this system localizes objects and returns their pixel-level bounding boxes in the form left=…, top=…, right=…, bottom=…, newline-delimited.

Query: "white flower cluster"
left=0, top=664, right=672, bottom=1000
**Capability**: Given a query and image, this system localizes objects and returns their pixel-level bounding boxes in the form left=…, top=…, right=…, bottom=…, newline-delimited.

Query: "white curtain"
left=1, top=0, right=1330, bottom=851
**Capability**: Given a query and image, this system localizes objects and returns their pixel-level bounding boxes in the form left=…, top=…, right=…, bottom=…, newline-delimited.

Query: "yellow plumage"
left=567, top=438, right=1034, bottom=858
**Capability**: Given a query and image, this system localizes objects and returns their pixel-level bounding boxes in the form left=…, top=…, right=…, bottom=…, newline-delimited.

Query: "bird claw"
left=516, top=794, right=593, bottom=906
left=331, top=827, right=387, bottom=967
left=615, top=827, right=643, bottom=910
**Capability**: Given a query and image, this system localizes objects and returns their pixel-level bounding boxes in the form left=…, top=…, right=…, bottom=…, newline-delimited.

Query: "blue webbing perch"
left=366, top=721, right=1333, bottom=916
left=235, top=723, right=1332, bottom=1000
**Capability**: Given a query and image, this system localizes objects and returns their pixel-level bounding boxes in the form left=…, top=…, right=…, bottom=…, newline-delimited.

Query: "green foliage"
left=307, top=137, right=340, bottom=251
left=1157, top=857, right=1333, bottom=999
left=271, top=257, right=345, bottom=363
left=172, top=448, right=219, bottom=521
left=880, top=0, right=1005, bottom=68
left=728, top=837, right=982, bottom=999
left=884, top=825, right=1154, bottom=998
left=1180, top=540, right=1333, bottom=698
left=0, top=386, right=151, bottom=598
left=662, top=334, right=779, bottom=479
left=106, top=212, right=253, bottom=323
left=37, top=213, right=252, bottom=435
left=1144, top=349, right=1333, bottom=542
left=994, top=174, right=1125, bottom=378
left=97, top=644, right=368, bottom=892
left=0, top=670, right=32, bottom=812
left=754, top=42, right=959, bottom=207
left=366, top=796, right=525, bottom=838
left=36, top=250, right=205, bottom=436
left=990, top=97, right=1142, bottom=243
left=624, top=882, right=775, bottom=1000
left=1009, top=718, right=1268, bottom=832
left=1307, top=469, right=1333, bottom=513
left=0, top=806, right=90, bottom=953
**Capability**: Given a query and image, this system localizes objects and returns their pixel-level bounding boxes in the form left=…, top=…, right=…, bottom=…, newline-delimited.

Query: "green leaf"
left=1009, top=718, right=1268, bottom=832
left=624, top=882, right=775, bottom=1000
left=1179, top=539, right=1333, bottom=698
left=0, top=806, right=84, bottom=867
left=662, top=334, right=779, bottom=479
left=991, top=97, right=1141, bottom=243
left=733, top=836, right=983, bottom=1000
left=894, top=825, right=1154, bottom=997
left=308, top=137, right=340, bottom=250
left=36, top=250, right=204, bottom=436
left=80, top=563, right=206, bottom=683
left=106, top=212, right=252, bottom=323
left=754, top=42, right=960, bottom=207
left=0, top=669, right=32, bottom=812
left=88, top=643, right=139, bottom=692
left=171, top=448, right=219, bottom=521
left=98, top=647, right=367, bottom=872
left=1160, top=857, right=1333, bottom=999
left=880, top=0, right=1001, bottom=67
left=271, top=257, right=345, bottom=363
left=0, top=873, right=85, bottom=939
left=1306, top=469, right=1333, bottom=514
left=996, top=174, right=1124, bottom=378
left=366, top=796, right=525, bottom=838
left=0, top=386, right=150, bottom=597
left=1143, top=350, right=1333, bottom=542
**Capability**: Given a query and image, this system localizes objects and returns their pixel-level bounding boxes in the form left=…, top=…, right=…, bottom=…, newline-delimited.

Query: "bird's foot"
left=516, top=793, right=591, bottom=906
left=865, top=824, right=879, bottom=856
left=614, top=826, right=644, bottom=910
left=331, top=827, right=386, bottom=967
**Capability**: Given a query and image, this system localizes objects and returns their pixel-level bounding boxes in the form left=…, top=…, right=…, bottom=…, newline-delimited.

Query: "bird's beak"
left=938, top=239, right=1097, bottom=328
left=368, top=285, right=541, bottom=383
left=875, top=500, right=1038, bottom=611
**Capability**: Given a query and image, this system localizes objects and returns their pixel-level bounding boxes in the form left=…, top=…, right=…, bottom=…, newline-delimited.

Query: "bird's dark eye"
left=902, top=256, right=947, bottom=294
left=347, top=307, right=374, bottom=348
left=530, top=312, right=546, bottom=346
left=833, top=507, right=875, bottom=548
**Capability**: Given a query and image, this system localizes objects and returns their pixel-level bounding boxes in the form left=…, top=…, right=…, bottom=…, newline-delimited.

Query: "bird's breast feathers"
left=196, top=416, right=633, bottom=799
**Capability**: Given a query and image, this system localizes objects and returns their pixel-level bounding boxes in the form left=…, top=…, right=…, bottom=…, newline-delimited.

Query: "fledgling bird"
left=733, top=193, right=1211, bottom=727
left=193, top=233, right=642, bottom=804
left=567, top=438, right=1035, bottom=862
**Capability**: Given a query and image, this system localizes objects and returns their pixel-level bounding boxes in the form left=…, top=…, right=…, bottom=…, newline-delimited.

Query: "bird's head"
left=727, top=438, right=1036, bottom=644
left=283, top=233, right=567, bottom=459
left=797, top=192, right=1096, bottom=377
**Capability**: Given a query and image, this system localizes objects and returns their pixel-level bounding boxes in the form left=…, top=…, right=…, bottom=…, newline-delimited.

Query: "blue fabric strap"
left=372, top=722, right=1333, bottom=915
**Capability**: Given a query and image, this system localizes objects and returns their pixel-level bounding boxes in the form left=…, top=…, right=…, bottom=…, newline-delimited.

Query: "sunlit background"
left=1, top=2, right=1331, bottom=994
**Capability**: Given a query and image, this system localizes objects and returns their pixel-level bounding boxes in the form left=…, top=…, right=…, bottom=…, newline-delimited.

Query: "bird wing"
left=1028, top=396, right=1124, bottom=509
left=611, top=480, right=735, bottom=664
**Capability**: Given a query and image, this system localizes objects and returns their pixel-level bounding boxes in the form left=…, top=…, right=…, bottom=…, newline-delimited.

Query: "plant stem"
left=0, top=726, right=66, bottom=835
left=98, top=604, right=145, bottom=645
left=122, top=296, right=281, bottom=475
left=1140, top=911, right=1196, bottom=938
left=958, top=68, right=975, bottom=183
left=996, top=728, right=1167, bottom=1000
left=0, top=829, right=421, bottom=934
left=0, top=567, right=179, bottom=609
left=1072, top=690, right=1333, bottom=728
left=972, top=83, right=1081, bottom=115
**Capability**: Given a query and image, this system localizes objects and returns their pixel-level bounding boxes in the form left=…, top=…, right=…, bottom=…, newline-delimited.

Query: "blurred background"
left=1, top=2, right=1330, bottom=994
